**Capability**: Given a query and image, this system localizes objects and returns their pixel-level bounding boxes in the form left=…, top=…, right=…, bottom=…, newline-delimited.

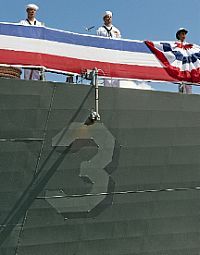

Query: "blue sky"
left=1, top=0, right=200, bottom=92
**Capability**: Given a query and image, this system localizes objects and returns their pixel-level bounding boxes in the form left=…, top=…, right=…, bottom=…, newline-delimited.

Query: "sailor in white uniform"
left=176, top=28, right=192, bottom=94
left=97, top=11, right=121, bottom=87
left=97, top=11, right=121, bottom=39
left=20, top=4, right=44, bottom=80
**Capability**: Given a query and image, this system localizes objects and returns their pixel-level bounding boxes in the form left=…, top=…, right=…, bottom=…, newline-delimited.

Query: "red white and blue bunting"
left=0, top=23, right=200, bottom=83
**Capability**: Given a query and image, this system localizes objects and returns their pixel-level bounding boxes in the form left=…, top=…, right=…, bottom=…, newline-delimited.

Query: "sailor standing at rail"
left=97, top=11, right=121, bottom=87
left=176, top=28, right=192, bottom=94
left=97, top=11, right=121, bottom=38
left=19, top=4, right=44, bottom=80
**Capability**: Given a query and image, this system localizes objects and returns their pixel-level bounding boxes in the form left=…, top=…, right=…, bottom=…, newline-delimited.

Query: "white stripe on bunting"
left=0, top=35, right=162, bottom=67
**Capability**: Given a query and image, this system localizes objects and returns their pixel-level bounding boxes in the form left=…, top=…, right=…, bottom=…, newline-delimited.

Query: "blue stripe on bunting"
left=161, top=42, right=200, bottom=64
left=0, top=23, right=151, bottom=53
left=161, top=43, right=172, bottom=52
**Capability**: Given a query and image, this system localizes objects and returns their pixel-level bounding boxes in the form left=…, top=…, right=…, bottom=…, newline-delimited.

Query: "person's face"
left=27, top=8, right=37, bottom=19
left=103, top=15, right=112, bottom=26
left=178, top=31, right=187, bottom=42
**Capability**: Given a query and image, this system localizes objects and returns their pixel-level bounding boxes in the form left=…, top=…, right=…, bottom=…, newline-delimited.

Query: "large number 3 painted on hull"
left=45, top=122, right=115, bottom=218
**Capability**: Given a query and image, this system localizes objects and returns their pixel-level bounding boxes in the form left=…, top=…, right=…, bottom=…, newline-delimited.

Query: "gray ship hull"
left=0, top=78, right=200, bottom=255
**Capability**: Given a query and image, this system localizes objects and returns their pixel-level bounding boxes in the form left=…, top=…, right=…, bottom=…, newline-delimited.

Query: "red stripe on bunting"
left=0, top=49, right=176, bottom=81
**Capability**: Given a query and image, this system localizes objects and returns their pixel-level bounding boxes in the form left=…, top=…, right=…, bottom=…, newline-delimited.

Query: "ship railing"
left=1, top=65, right=200, bottom=94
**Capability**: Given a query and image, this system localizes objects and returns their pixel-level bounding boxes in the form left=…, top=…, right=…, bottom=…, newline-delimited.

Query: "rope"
left=0, top=67, right=21, bottom=79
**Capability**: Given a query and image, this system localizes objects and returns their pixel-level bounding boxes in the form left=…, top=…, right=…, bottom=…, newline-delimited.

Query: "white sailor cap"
left=26, top=4, right=39, bottom=11
left=176, top=28, right=188, bottom=39
left=103, top=11, right=112, bottom=18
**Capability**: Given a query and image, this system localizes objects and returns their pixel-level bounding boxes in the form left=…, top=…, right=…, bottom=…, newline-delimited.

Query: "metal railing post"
left=40, top=68, right=46, bottom=81
left=94, top=68, right=100, bottom=120
left=87, top=68, right=100, bottom=122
